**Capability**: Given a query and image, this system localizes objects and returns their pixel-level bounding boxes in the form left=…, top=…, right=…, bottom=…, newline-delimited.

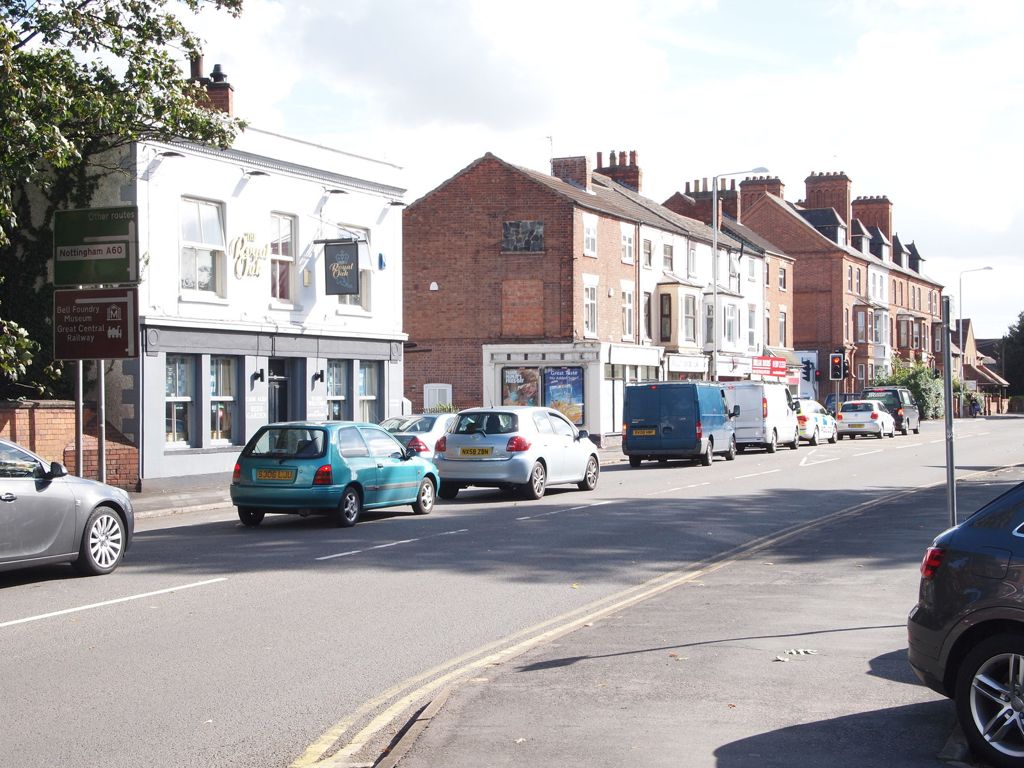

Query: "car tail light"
left=435, top=435, right=447, bottom=453
left=762, top=397, right=768, bottom=418
left=920, top=547, right=945, bottom=579
left=871, top=412, right=879, bottom=420
left=836, top=413, right=843, bottom=421
left=407, top=436, right=430, bottom=453
left=897, top=407, right=905, bottom=416
left=232, top=463, right=241, bottom=483
left=797, top=415, right=807, bottom=425
left=506, top=435, right=531, bottom=452
left=695, top=419, right=703, bottom=439
left=313, top=465, right=333, bottom=485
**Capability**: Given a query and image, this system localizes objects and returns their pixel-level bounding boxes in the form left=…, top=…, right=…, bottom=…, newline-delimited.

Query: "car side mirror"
left=47, top=461, right=67, bottom=479
left=730, top=405, right=740, bottom=418
left=576, top=429, right=589, bottom=441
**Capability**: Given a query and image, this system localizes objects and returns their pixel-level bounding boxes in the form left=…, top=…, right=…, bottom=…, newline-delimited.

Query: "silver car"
left=0, top=438, right=134, bottom=575
left=432, top=407, right=600, bottom=500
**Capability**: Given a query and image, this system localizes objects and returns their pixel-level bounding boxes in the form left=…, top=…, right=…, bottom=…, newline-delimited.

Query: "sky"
left=183, top=0, right=1023, bottom=339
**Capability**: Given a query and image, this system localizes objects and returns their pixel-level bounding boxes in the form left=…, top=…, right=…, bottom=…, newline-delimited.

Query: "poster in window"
left=324, top=241, right=359, bottom=295
left=543, top=367, right=584, bottom=425
left=501, top=367, right=540, bottom=406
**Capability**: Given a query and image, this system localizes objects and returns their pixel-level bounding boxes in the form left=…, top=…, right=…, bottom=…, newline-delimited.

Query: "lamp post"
left=710, top=166, right=769, bottom=381
left=957, top=265, right=992, bottom=416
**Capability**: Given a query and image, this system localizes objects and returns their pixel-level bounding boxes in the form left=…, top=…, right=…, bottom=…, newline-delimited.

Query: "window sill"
left=583, top=332, right=598, bottom=340
left=163, top=444, right=240, bottom=454
left=179, top=291, right=229, bottom=306
left=269, top=301, right=302, bottom=312
left=336, top=305, right=371, bottom=317
left=583, top=251, right=598, bottom=259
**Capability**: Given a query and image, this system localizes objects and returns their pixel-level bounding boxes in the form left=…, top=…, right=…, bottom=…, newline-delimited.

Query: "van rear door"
left=624, top=384, right=697, bottom=454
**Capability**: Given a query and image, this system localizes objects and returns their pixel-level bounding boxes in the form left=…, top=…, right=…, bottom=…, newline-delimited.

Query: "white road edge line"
left=0, top=578, right=227, bottom=630
left=854, top=450, right=883, bottom=457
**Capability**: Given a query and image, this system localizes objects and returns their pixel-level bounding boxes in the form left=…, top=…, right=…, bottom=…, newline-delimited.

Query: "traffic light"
left=829, top=353, right=844, bottom=381
left=801, top=360, right=812, bottom=381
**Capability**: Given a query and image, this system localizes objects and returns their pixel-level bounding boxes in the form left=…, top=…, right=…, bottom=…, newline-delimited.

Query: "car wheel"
left=577, top=456, right=600, bottom=490
left=809, top=428, right=820, bottom=446
left=72, top=506, right=126, bottom=576
left=522, top=462, right=546, bottom=500
left=901, top=424, right=909, bottom=436
left=238, top=507, right=265, bottom=527
left=724, top=436, right=737, bottom=461
left=913, top=421, right=921, bottom=435
left=955, top=633, right=1024, bottom=768
left=765, top=430, right=778, bottom=453
left=628, top=456, right=642, bottom=468
left=699, top=439, right=713, bottom=466
left=411, top=478, right=435, bottom=514
left=828, top=428, right=838, bottom=444
left=331, top=485, right=361, bottom=527
left=875, top=428, right=885, bottom=439
left=438, top=482, right=460, bottom=500
left=790, top=431, right=800, bottom=450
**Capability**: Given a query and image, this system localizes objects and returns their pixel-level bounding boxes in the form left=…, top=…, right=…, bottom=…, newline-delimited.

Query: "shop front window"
left=166, top=355, right=194, bottom=445
left=327, top=359, right=351, bottom=420
left=209, top=356, right=236, bottom=442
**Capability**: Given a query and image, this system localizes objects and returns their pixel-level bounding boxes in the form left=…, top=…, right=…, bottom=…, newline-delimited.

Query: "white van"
left=721, top=381, right=800, bottom=453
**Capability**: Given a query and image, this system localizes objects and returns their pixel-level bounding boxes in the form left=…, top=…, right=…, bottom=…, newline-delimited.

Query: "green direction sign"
left=53, top=206, right=139, bottom=286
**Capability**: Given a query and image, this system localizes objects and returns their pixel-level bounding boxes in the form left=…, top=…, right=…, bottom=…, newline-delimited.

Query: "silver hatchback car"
left=0, top=438, right=134, bottom=575
left=432, top=407, right=600, bottom=500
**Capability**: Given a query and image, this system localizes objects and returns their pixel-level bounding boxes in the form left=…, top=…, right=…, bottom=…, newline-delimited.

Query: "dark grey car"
left=861, top=385, right=921, bottom=434
left=0, top=438, right=134, bottom=576
left=908, top=480, right=1024, bottom=767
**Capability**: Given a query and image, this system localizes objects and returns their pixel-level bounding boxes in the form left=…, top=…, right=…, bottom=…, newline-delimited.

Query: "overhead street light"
left=710, top=166, right=769, bottom=381
left=957, top=265, right=993, bottom=416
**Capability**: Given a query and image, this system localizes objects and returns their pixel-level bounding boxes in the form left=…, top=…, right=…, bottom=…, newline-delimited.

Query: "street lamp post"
left=957, top=266, right=992, bottom=416
left=710, top=166, right=769, bottom=381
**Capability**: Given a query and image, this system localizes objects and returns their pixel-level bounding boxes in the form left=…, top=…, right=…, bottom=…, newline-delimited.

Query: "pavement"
left=372, top=468, right=1024, bottom=768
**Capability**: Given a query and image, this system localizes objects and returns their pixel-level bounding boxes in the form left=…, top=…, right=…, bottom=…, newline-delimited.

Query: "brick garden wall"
left=0, top=400, right=139, bottom=490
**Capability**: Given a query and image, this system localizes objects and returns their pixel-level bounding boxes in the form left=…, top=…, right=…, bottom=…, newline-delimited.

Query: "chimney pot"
left=190, top=55, right=204, bottom=81
left=629, top=150, right=637, bottom=166
left=597, top=151, right=603, bottom=168
left=210, top=63, right=227, bottom=83
left=618, top=151, right=626, bottom=166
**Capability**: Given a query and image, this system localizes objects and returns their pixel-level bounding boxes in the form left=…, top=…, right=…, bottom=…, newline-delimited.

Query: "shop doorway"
left=268, top=358, right=290, bottom=423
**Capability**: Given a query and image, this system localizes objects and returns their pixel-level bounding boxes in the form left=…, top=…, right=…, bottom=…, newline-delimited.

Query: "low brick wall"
left=0, top=400, right=139, bottom=490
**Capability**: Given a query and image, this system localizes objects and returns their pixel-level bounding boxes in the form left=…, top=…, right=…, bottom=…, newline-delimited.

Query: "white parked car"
left=836, top=399, right=896, bottom=439
left=432, top=407, right=600, bottom=500
left=380, top=413, right=457, bottom=461
left=794, top=398, right=838, bottom=445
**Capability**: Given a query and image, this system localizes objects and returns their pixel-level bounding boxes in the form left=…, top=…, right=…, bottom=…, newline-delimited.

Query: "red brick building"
left=402, top=151, right=757, bottom=444
left=738, top=172, right=943, bottom=399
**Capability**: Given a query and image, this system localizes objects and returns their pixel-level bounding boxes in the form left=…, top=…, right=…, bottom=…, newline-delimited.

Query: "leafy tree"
left=1003, top=311, right=1024, bottom=397
left=0, top=0, right=245, bottom=397
left=871, top=356, right=945, bottom=419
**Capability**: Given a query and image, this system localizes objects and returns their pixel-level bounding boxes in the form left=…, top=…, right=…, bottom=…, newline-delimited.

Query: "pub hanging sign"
left=323, top=240, right=360, bottom=296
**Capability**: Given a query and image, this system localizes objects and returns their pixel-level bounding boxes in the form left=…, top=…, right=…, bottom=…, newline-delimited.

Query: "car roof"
left=456, top=406, right=553, bottom=413
left=262, top=420, right=381, bottom=429
left=842, top=399, right=884, bottom=407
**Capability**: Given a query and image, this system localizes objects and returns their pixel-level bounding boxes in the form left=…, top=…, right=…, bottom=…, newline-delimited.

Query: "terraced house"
left=402, top=151, right=769, bottom=446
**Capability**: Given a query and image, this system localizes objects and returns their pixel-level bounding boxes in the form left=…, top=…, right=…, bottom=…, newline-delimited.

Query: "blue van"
left=622, top=382, right=739, bottom=467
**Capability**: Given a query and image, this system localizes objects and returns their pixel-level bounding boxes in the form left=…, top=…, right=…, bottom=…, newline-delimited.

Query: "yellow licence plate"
left=460, top=447, right=492, bottom=457
left=849, top=424, right=864, bottom=429
left=632, top=428, right=656, bottom=436
left=256, top=468, right=296, bottom=481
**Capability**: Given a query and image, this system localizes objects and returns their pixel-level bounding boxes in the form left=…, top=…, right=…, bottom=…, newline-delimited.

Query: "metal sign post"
left=942, top=296, right=957, bottom=527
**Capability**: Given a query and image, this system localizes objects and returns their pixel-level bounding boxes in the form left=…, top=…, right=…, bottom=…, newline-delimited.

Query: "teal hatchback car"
left=230, top=422, right=440, bottom=528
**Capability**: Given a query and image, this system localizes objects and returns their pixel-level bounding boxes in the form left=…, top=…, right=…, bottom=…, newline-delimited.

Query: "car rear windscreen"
left=453, top=412, right=518, bottom=435
left=246, top=427, right=326, bottom=458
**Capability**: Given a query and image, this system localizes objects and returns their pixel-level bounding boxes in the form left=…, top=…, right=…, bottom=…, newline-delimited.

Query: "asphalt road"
left=0, top=417, right=1018, bottom=768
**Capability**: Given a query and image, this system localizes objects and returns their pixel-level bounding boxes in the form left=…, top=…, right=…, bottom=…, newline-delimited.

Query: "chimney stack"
left=595, top=149, right=642, bottom=192
left=804, top=171, right=852, bottom=226
left=739, top=175, right=785, bottom=216
left=666, top=175, right=742, bottom=225
left=851, top=195, right=893, bottom=242
left=551, top=155, right=593, bottom=192
left=189, top=57, right=234, bottom=116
